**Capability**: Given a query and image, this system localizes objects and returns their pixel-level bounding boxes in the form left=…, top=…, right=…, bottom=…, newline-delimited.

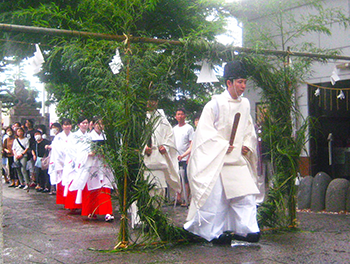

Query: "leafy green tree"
left=0, top=0, right=229, bottom=120
left=0, top=0, right=230, bottom=247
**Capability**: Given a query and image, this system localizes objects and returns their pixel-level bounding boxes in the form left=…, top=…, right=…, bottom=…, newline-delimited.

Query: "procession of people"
left=2, top=60, right=264, bottom=244
left=2, top=117, right=116, bottom=222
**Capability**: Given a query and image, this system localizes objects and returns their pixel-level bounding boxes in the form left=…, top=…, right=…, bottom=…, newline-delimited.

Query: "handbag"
left=35, top=157, right=42, bottom=168
left=41, top=151, right=51, bottom=170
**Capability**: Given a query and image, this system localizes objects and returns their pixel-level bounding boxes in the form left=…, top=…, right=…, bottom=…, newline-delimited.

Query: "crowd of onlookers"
left=2, top=119, right=57, bottom=193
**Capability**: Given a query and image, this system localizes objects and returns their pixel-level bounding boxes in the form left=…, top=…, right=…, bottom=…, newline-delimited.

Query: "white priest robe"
left=184, top=90, right=262, bottom=241
left=143, top=109, right=181, bottom=193
left=131, top=109, right=181, bottom=228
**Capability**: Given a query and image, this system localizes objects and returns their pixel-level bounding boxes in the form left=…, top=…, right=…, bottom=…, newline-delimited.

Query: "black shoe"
left=36, top=188, right=44, bottom=192
left=8, top=184, right=15, bottom=188
left=233, top=232, right=260, bottom=243
left=42, top=188, right=50, bottom=193
left=212, top=233, right=232, bottom=245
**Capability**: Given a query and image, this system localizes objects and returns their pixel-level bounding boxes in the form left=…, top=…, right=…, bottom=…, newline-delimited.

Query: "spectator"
left=3, top=127, right=18, bottom=187
left=173, top=108, right=194, bottom=206
left=12, top=127, right=30, bottom=190
left=32, top=130, right=51, bottom=193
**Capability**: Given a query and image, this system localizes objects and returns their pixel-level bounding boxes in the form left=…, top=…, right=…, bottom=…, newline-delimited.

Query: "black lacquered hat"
left=223, top=61, right=247, bottom=80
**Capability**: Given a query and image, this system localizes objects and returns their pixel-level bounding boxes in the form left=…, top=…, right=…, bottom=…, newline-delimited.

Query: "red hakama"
left=81, top=187, right=112, bottom=216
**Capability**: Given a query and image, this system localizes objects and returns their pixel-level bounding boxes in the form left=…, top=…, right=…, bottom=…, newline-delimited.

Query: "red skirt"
left=64, top=184, right=82, bottom=210
left=56, top=182, right=65, bottom=205
left=81, top=187, right=113, bottom=216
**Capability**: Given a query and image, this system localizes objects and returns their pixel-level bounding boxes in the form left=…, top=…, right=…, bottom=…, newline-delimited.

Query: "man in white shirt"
left=173, top=108, right=194, bottom=206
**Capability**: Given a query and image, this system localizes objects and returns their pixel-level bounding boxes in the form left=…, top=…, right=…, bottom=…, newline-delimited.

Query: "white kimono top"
left=48, top=131, right=72, bottom=184
left=187, top=90, right=261, bottom=220
left=62, top=129, right=91, bottom=189
left=69, top=129, right=115, bottom=191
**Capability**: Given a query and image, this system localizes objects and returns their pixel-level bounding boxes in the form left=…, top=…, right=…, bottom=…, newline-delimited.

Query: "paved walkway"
left=2, top=181, right=350, bottom=263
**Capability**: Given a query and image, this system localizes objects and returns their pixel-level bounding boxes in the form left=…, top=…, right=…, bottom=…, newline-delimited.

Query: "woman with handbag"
left=12, top=127, right=30, bottom=190
left=3, top=127, right=19, bottom=187
left=32, top=130, right=51, bottom=193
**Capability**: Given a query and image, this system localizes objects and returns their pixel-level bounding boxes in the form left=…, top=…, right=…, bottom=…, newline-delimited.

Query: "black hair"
left=26, top=119, right=34, bottom=127
left=194, top=111, right=202, bottom=121
left=77, top=116, right=88, bottom=125
left=91, top=116, right=101, bottom=125
left=5, top=127, right=14, bottom=135
left=51, top=122, right=62, bottom=131
left=35, top=124, right=47, bottom=135
left=34, top=130, right=43, bottom=135
left=61, top=118, right=72, bottom=126
left=176, top=108, right=186, bottom=115
left=16, top=127, right=25, bottom=134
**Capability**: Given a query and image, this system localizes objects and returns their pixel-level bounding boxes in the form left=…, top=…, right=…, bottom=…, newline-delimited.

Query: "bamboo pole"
left=0, top=23, right=182, bottom=46
left=2, top=23, right=350, bottom=61
left=114, top=36, right=132, bottom=250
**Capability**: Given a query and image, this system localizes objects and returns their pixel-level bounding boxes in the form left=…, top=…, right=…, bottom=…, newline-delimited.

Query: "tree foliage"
left=0, top=0, right=229, bottom=121
left=0, top=0, right=229, bottom=247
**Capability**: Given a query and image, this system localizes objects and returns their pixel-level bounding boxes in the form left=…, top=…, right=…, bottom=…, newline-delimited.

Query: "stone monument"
left=8, top=79, right=48, bottom=127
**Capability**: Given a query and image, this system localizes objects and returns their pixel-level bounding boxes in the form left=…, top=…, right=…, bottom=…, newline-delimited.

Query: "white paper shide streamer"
left=314, top=88, right=320, bottom=97
left=196, top=60, right=219, bottom=83
left=29, top=44, right=45, bottom=74
left=330, top=67, right=340, bottom=85
left=109, top=48, right=123, bottom=75
left=337, top=90, right=345, bottom=100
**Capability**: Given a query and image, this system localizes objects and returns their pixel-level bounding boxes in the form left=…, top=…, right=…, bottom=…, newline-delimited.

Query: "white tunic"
left=86, top=129, right=114, bottom=190
left=143, top=109, right=181, bottom=192
left=62, top=129, right=91, bottom=190
left=48, top=131, right=72, bottom=184
left=186, top=90, right=261, bottom=221
left=69, top=129, right=114, bottom=192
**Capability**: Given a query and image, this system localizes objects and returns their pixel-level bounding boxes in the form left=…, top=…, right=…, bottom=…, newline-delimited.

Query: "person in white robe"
left=69, top=119, right=115, bottom=221
left=61, top=117, right=91, bottom=211
left=48, top=119, right=72, bottom=202
left=130, top=98, right=181, bottom=228
left=184, top=61, right=264, bottom=244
